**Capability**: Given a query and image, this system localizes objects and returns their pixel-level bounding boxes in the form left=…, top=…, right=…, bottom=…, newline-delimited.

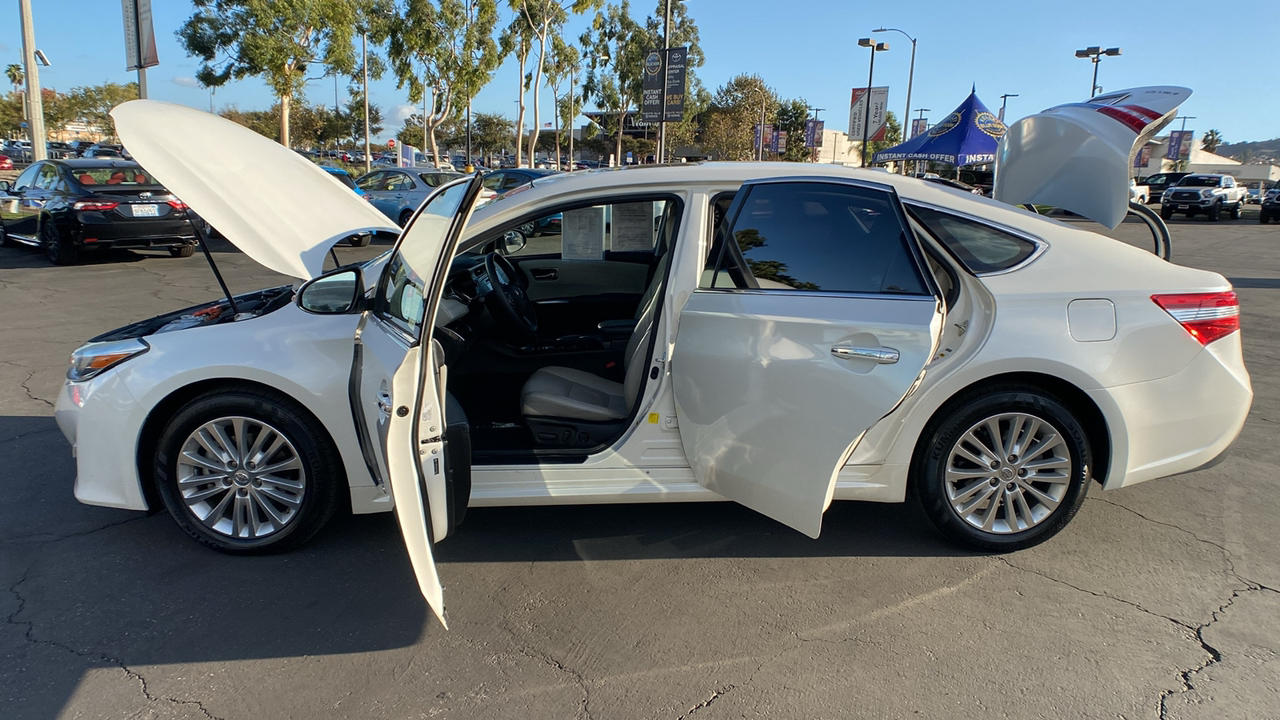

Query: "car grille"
left=1170, top=191, right=1200, bottom=201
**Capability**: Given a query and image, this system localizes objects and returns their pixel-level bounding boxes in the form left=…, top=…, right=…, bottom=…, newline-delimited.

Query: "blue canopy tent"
left=872, top=88, right=1008, bottom=168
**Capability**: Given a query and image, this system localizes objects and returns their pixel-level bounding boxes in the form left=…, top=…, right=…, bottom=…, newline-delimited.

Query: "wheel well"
left=135, top=378, right=346, bottom=511
left=916, top=372, right=1112, bottom=486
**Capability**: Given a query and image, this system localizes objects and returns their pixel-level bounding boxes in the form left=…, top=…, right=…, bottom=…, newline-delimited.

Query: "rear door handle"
left=530, top=268, right=558, bottom=281
left=831, top=345, right=899, bottom=364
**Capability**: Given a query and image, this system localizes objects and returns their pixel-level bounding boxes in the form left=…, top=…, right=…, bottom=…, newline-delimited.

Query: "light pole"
left=873, top=27, right=914, bottom=174
left=19, top=0, right=46, bottom=160
left=857, top=38, right=888, bottom=168
left=751, top=84, right=769, bottom=161
left=998, top=93, right=1018, bottom=122
left=362, top=31, right=371, bottom=173
left=1075, top=46, right=1121, bottom=98
left=808, top=106, right=824, bottom=162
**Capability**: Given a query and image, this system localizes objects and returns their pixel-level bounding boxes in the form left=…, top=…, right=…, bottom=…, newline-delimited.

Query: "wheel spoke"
left=257, top=456, right=302, bottom=476
left=957, top=484, right=999, bottom=517
left=1014, top=417, right=1040, bottom=457
left=194, top=429, right=230, bottom=464
left=1004, top=415, right=1026, bottom=457
left=257, top=484, right=302, bottom=509
left=245, top=426, right=275, bottom=467
left=949, top=477, right=994, bottom=504
left=1019, top=481, right=1062, bottom=509
left=179, top=450, right=226, bottom=474
left=1024, top=432, right=1065, bottom=462
left=985, top=418, right=1006, bottom=459
left=1011, top=488, right=1036, bottom=531
left=208, top=423, right=238, bottom=463
left=1024, top=457, right=1071, bottom=472
left=252, top=489, right=290, bottom=526
left=978, top=490, right=1004, bottom=531
left=956, top=432, right=995, bottom=466
left=945, top=466, right=997, bottom=482
left=183, top=484, right=229, bottom=504
left=232, top=418, right=248, bottom=464
left=232, top=492, right=251, bottom=538
left=202, top=487, right=236, bottom=528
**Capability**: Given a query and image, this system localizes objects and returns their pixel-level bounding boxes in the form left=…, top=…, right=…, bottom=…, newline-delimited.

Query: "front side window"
left=374, top=180, right=471, bottom=339
left=908, top=204, right=1039, bottom=274
left=12, top=163, right=40, bottom=191
left=501, top=197, right=676, bottom=259
left=356, top=172, right=385, bottom=192
left=701, top=181, right=928, bottom=295
left=481, top=173, right=505, bottom=191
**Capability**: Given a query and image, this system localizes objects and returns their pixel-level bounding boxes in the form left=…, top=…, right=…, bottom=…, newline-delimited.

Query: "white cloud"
left=391, top=104, right=415, bottom=122
left=171, top=76, right=201, bottom=89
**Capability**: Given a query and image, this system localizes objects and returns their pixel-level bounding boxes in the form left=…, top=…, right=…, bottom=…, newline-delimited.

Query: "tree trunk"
left=527, top=29, right=548, bottom=164
left=615, top=108, right=625, bottom=166
left=280, top=93, right=291, bottom=147
left=515, top=46, right=528, bottom=167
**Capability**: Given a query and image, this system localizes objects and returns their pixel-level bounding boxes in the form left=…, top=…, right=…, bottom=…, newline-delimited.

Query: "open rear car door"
left=671, top=177, right=942, bottom=538
left=348, top=176, right=483, bottom=626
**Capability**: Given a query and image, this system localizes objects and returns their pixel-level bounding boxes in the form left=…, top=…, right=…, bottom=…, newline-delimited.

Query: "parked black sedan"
left=0, top=159, right=197, bottom=265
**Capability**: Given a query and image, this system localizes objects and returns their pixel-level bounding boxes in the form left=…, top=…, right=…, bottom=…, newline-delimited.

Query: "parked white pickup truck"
left=1160, top=173, right=1248, bottom=221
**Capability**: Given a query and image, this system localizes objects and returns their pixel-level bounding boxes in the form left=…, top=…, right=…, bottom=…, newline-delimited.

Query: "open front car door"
left=348, top=175, right=482, bottom=626
left=672, top=177, right=943, bottom=538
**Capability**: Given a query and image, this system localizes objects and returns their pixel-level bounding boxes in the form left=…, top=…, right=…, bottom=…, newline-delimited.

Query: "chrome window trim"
left=902, top=200, right=1050, bottom=277
left=691, top=288, right=938, bottom=303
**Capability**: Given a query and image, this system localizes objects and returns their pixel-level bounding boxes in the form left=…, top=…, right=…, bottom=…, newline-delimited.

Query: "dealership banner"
left=848, top=86, right=890, bottom=141
left=910, top=117, right=929, bottom=139
left=641, top=46, right=688, bottom=123
left=1166, top=130, right=1193, bottom=160
left=122, top=0, right=159, bottom=71
left=1134, top=145, right=1152, bottom=169
left=804, top=119, right=825, bottom=148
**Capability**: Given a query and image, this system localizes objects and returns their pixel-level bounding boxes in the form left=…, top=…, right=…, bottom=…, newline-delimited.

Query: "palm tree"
left=5, top=63, right=23, bottom=92
left=1201, top=128, right=1223, bottom=154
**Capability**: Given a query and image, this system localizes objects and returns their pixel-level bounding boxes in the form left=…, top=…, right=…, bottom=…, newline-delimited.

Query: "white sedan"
left=55, top=96, right=1250, bottom=625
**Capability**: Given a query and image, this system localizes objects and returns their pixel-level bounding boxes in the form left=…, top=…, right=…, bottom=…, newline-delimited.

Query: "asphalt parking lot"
left=2, top=204, right=1278, bottom=720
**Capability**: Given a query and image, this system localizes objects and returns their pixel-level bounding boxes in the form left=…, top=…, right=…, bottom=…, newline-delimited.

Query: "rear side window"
left=703, top=181, right=928, bottom=295
left=908, top=205, right=1038, bottom=274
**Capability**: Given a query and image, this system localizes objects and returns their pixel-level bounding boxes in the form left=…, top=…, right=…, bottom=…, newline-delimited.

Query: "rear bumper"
left=75, top=217, right=195, bottom=248
left=1096, top=334, right=1252, bottom=489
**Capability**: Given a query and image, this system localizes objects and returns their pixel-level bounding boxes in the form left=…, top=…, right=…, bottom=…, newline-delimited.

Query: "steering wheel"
left=483, top=252, right=538, bottom=338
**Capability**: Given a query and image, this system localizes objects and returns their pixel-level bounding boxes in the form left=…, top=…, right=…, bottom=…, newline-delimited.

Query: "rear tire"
left=913, top=385, right=1092, bottom=552
left=169, top=244, right=195, bottom=258
left=348, top=233, right=372, bottom=247
left=154, top=387, right=344, bottom=554
left=1230, top=202, right=1242, bottom=220
left=42, top=219, right=79, bottom=265
left=397, top=209, right=413, bottom=228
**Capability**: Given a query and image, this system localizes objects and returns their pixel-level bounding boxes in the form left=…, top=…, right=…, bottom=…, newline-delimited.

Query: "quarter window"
left=702, top=182, right=928, bottom=295
left=384, top=172, right=416, bottom=191
left=907, top=205, right=1038, bottom=274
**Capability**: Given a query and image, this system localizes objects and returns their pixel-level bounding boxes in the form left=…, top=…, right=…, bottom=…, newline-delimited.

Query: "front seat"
left=519, top=273, right=660, bottom=444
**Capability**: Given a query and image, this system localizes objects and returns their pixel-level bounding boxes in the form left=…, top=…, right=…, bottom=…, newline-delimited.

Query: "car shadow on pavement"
left=0, top=244, right=150, bottom=268
left=2, top=411, right=968, bottom=720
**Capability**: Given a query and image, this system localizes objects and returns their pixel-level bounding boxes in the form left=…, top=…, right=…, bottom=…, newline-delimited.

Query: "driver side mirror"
left=296, top=266, right=366, bottom=314
left=497, top=230, right=527, bottom=255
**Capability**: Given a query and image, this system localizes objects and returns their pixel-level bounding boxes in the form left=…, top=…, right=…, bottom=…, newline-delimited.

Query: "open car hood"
left=994, top=86, right=1191, bottom=229
left=111, top=100, right=399, bottom=280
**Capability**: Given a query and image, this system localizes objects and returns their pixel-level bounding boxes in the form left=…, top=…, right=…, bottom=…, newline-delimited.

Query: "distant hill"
left=1216, top=138, right=1280, bottom=164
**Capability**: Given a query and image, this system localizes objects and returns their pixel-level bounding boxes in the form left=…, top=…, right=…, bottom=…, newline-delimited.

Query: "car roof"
left=56, top=158, right=141, bottom=169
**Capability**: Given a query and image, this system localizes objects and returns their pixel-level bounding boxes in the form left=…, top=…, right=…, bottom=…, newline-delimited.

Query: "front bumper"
left=55, top=371, right=149, bottom=510
left=1096, top=333, right=1252, bottom=489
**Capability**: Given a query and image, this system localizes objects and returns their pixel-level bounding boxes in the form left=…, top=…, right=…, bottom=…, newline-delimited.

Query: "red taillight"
left=73, top=200, right=118, bottom=212
left=1152, top=291, right=1240, bottom=345
left=167, top=199, right=188, bottom=210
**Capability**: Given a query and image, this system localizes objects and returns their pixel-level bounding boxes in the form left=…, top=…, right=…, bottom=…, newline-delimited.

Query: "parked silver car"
left=355, top=168, right=462, bottom=226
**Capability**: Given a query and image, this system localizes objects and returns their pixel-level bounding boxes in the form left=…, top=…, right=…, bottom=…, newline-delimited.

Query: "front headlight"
left=1201, top=189, right=1215, bottom=198
left=68, top=338, right=149, bottom=382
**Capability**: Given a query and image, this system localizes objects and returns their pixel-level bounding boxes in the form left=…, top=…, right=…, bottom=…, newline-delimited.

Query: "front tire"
left=913, top=385, right=1092, bottom=552
left=154, top=387, right=344, bottom=554
left=1208, top=201, right=1221, bottom=221
left=1160, top=206, right=1173, bottom=220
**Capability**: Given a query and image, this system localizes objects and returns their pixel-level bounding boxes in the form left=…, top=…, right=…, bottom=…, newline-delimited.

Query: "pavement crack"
left=997, top=556, right=1198, bottom=630
left=6, top=564, right=224, bottom=720
left=0, top=426, right=58, bottom=444
left=1156, top=586, right=1259, bottom=720
left=1, top=513, right=149, bottom=546
left=20, top=369, right=55, bottom=409
left=512, top=645, right=592, bottom=720
left=676, top=684, right=736, bottom=719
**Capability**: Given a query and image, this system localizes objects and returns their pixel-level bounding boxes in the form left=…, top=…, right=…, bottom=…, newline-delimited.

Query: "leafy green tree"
left=774, top=98, right=810, bottom=162
left=178, top=0, right=365, bottom=147
left=388, top=0, right=500, bottom=165
left=1201, top=128, right=1223, bottom=154
left=545, top=36, right=579, bottom=164
left=511, top=0, right=599, bottom=162
left=219, top=105, right=281, bottom=139
left=68, top=82, right=140, bottom=140
left=500, top=6, right=537, bottom=167
left=341, top=96, right=383, bottom=145
left=581, top=0, right=647, bottom=164
left=471, top=111, right=514, bottom=164
left=5, top=64, right=22, bottom=92
left=0, top=92, right=25, bottom=137
left=699, top=74, right=778, bottom=161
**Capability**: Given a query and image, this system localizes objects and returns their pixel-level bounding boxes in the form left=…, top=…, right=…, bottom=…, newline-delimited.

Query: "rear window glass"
left=908, top=205, right=1038, bottom=274
left=72, top=167, right=157, bottom=186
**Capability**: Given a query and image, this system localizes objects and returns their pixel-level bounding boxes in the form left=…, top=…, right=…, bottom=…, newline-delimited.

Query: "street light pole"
left=657, top=0, right=671, bottom=164
left=998, top=93, right=1018, bottom=122
left=873, top=27, right=915, bottom=174
left=19, top=0, right=46, bottom=160
left=857, top=38, right=888, bottom=168
left=1075, top=46, right=1121, bottom=98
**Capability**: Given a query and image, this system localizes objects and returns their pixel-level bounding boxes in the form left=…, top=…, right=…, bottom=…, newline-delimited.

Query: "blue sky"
left=6, top=0, right=1278, bottom=146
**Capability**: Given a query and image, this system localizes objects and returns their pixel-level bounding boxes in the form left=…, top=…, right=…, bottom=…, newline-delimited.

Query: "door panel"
left=672, top=291, right=940, bottom=539
left=346, top=175, right=483, bottom=625
left=515, top=258, right=650, bottom=301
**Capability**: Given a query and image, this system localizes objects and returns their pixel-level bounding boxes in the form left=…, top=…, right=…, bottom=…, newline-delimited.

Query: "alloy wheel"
left=943, top=412, right=1073, bottom=534
left=175, top=416, right=307, bottom=539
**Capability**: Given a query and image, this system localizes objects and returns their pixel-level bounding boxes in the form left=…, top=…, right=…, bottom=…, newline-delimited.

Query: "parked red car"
left=0, top=154, right=12, bottom=170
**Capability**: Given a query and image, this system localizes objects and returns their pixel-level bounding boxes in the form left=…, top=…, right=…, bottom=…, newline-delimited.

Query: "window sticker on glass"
left=398, top=284, right=425, bottom=326
left=561, top=206, right=606, bottom=260
left=610, top=201, right=655, bottom=251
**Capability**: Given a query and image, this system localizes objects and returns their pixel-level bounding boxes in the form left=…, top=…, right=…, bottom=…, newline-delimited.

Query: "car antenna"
left=191, top=218, right=240, bottom=316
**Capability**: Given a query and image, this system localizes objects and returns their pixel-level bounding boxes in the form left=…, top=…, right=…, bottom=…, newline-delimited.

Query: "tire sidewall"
left=914, top=389, right=1092, bottom=552
left=154, top=391, right=341, bottom=553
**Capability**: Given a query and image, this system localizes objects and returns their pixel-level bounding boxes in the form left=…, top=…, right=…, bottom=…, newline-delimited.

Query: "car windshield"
left=1178, top=176, right=1220, bottom=187
left=74, top=167, right=158, bottom=186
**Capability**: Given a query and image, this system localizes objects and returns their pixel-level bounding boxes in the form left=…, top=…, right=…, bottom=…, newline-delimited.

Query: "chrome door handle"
left=831, top=346, right=900, bottom=364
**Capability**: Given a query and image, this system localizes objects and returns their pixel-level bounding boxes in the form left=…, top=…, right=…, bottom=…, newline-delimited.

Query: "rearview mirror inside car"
left=296, top=267, right=365, bottom=314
